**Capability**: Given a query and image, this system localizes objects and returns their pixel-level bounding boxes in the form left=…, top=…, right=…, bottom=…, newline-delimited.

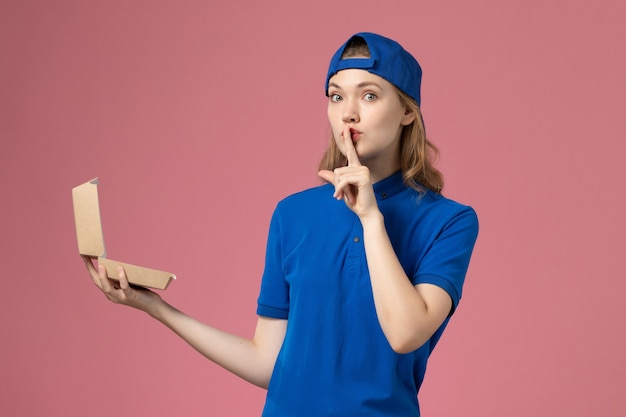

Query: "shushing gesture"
left=318, top=126, right=380, bottom=220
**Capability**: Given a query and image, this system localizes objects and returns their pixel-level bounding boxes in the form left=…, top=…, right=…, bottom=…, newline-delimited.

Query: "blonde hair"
left=318, top=38, right=444, bottom=194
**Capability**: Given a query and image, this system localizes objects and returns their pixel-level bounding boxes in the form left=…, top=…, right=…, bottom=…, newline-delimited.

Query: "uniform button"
left=381, top=193, right=387, bottom=199
left=353, top=237, right=360, bottom=243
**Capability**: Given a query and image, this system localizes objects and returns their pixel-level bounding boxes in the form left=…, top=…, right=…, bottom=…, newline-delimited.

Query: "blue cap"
left=325, top=32, right=422, bottom=106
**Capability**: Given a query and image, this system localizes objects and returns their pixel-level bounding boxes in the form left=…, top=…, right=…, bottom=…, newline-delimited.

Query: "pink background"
left=2, top=0, right=625, bottom=416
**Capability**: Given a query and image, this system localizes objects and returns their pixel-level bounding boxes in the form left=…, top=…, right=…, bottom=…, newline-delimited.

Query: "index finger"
left=343, top=126, right=361, bottom=167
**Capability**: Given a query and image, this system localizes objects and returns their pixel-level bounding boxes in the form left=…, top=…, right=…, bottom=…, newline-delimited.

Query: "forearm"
left=85, top=258, right=283, bottom=388
left=361, top=212, right=448, bottom=353
left=148, top=300, right=281, bottom=388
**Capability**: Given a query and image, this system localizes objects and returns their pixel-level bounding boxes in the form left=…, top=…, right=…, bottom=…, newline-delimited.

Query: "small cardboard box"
left=72, top=178, right=176, bottom=290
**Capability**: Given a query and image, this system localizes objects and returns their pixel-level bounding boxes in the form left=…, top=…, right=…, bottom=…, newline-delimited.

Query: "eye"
left=329, top=93, right=342, bottom=102
left=364, top=92, right=377, bottom=101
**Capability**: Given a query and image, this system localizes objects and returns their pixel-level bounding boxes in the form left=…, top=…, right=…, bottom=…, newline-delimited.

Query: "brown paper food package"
left=72, top=178, right=176, bottom=290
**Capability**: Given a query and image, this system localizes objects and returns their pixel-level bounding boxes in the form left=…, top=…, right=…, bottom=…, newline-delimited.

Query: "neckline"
left=372, top=171, right=406, bottom=201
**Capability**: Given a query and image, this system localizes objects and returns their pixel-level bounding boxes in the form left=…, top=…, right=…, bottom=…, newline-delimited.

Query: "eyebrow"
left=328, top=81, right=383, bottom=90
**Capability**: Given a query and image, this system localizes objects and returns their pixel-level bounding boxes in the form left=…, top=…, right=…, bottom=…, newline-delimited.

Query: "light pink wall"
left=1, top=1, right=625, bottom=416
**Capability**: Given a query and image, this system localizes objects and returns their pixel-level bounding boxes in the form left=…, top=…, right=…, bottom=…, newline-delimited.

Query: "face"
left=327, top=69, right=415, bottom=171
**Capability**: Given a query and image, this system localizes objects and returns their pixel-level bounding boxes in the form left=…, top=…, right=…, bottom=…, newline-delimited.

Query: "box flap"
left=72, top=178, right=106, bottom=257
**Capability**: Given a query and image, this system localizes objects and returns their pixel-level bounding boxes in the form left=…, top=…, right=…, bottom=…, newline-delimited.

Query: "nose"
left=341, top=100, right=360, bottom=124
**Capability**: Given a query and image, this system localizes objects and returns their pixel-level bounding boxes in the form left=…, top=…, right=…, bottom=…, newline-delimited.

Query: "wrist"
left=359, top=210, right=384, bottom=228
left=145, top=295, right=168, bottom=321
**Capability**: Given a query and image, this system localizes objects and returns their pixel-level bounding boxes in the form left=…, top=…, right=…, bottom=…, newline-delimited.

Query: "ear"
left=401, top=107, right=416, bottom=126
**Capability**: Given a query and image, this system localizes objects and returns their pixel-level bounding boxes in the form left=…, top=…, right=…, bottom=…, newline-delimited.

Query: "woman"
left=84, top=32, right=478, bottom=417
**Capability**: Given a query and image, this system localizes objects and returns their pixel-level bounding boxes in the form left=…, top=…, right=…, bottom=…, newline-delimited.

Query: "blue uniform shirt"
left=257, top=171, right=478, bottom=417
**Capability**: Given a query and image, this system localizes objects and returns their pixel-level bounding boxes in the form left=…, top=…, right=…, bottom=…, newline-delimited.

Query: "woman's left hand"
left=318, top=126, right=379, bottom=220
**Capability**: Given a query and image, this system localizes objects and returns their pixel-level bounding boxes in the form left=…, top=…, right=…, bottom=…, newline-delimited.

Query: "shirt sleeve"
left=257, top=205, right=290, bottom=319
left=412, top=206, right=479, bottom=314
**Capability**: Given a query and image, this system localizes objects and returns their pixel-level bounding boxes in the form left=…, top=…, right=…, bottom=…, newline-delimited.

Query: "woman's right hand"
left=82, top=256, right=162, bottom=315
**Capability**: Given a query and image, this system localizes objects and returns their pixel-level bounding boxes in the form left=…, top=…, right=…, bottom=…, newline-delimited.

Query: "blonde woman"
left=84, top=32, right=479, bottom=417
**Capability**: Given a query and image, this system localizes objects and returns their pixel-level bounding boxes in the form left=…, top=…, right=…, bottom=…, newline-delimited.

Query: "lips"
left=349, top=128, right=362, bottom=141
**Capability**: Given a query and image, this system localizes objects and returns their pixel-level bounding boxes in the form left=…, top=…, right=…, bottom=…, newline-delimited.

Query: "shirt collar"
left=372, top=171, right=406, bottom=201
